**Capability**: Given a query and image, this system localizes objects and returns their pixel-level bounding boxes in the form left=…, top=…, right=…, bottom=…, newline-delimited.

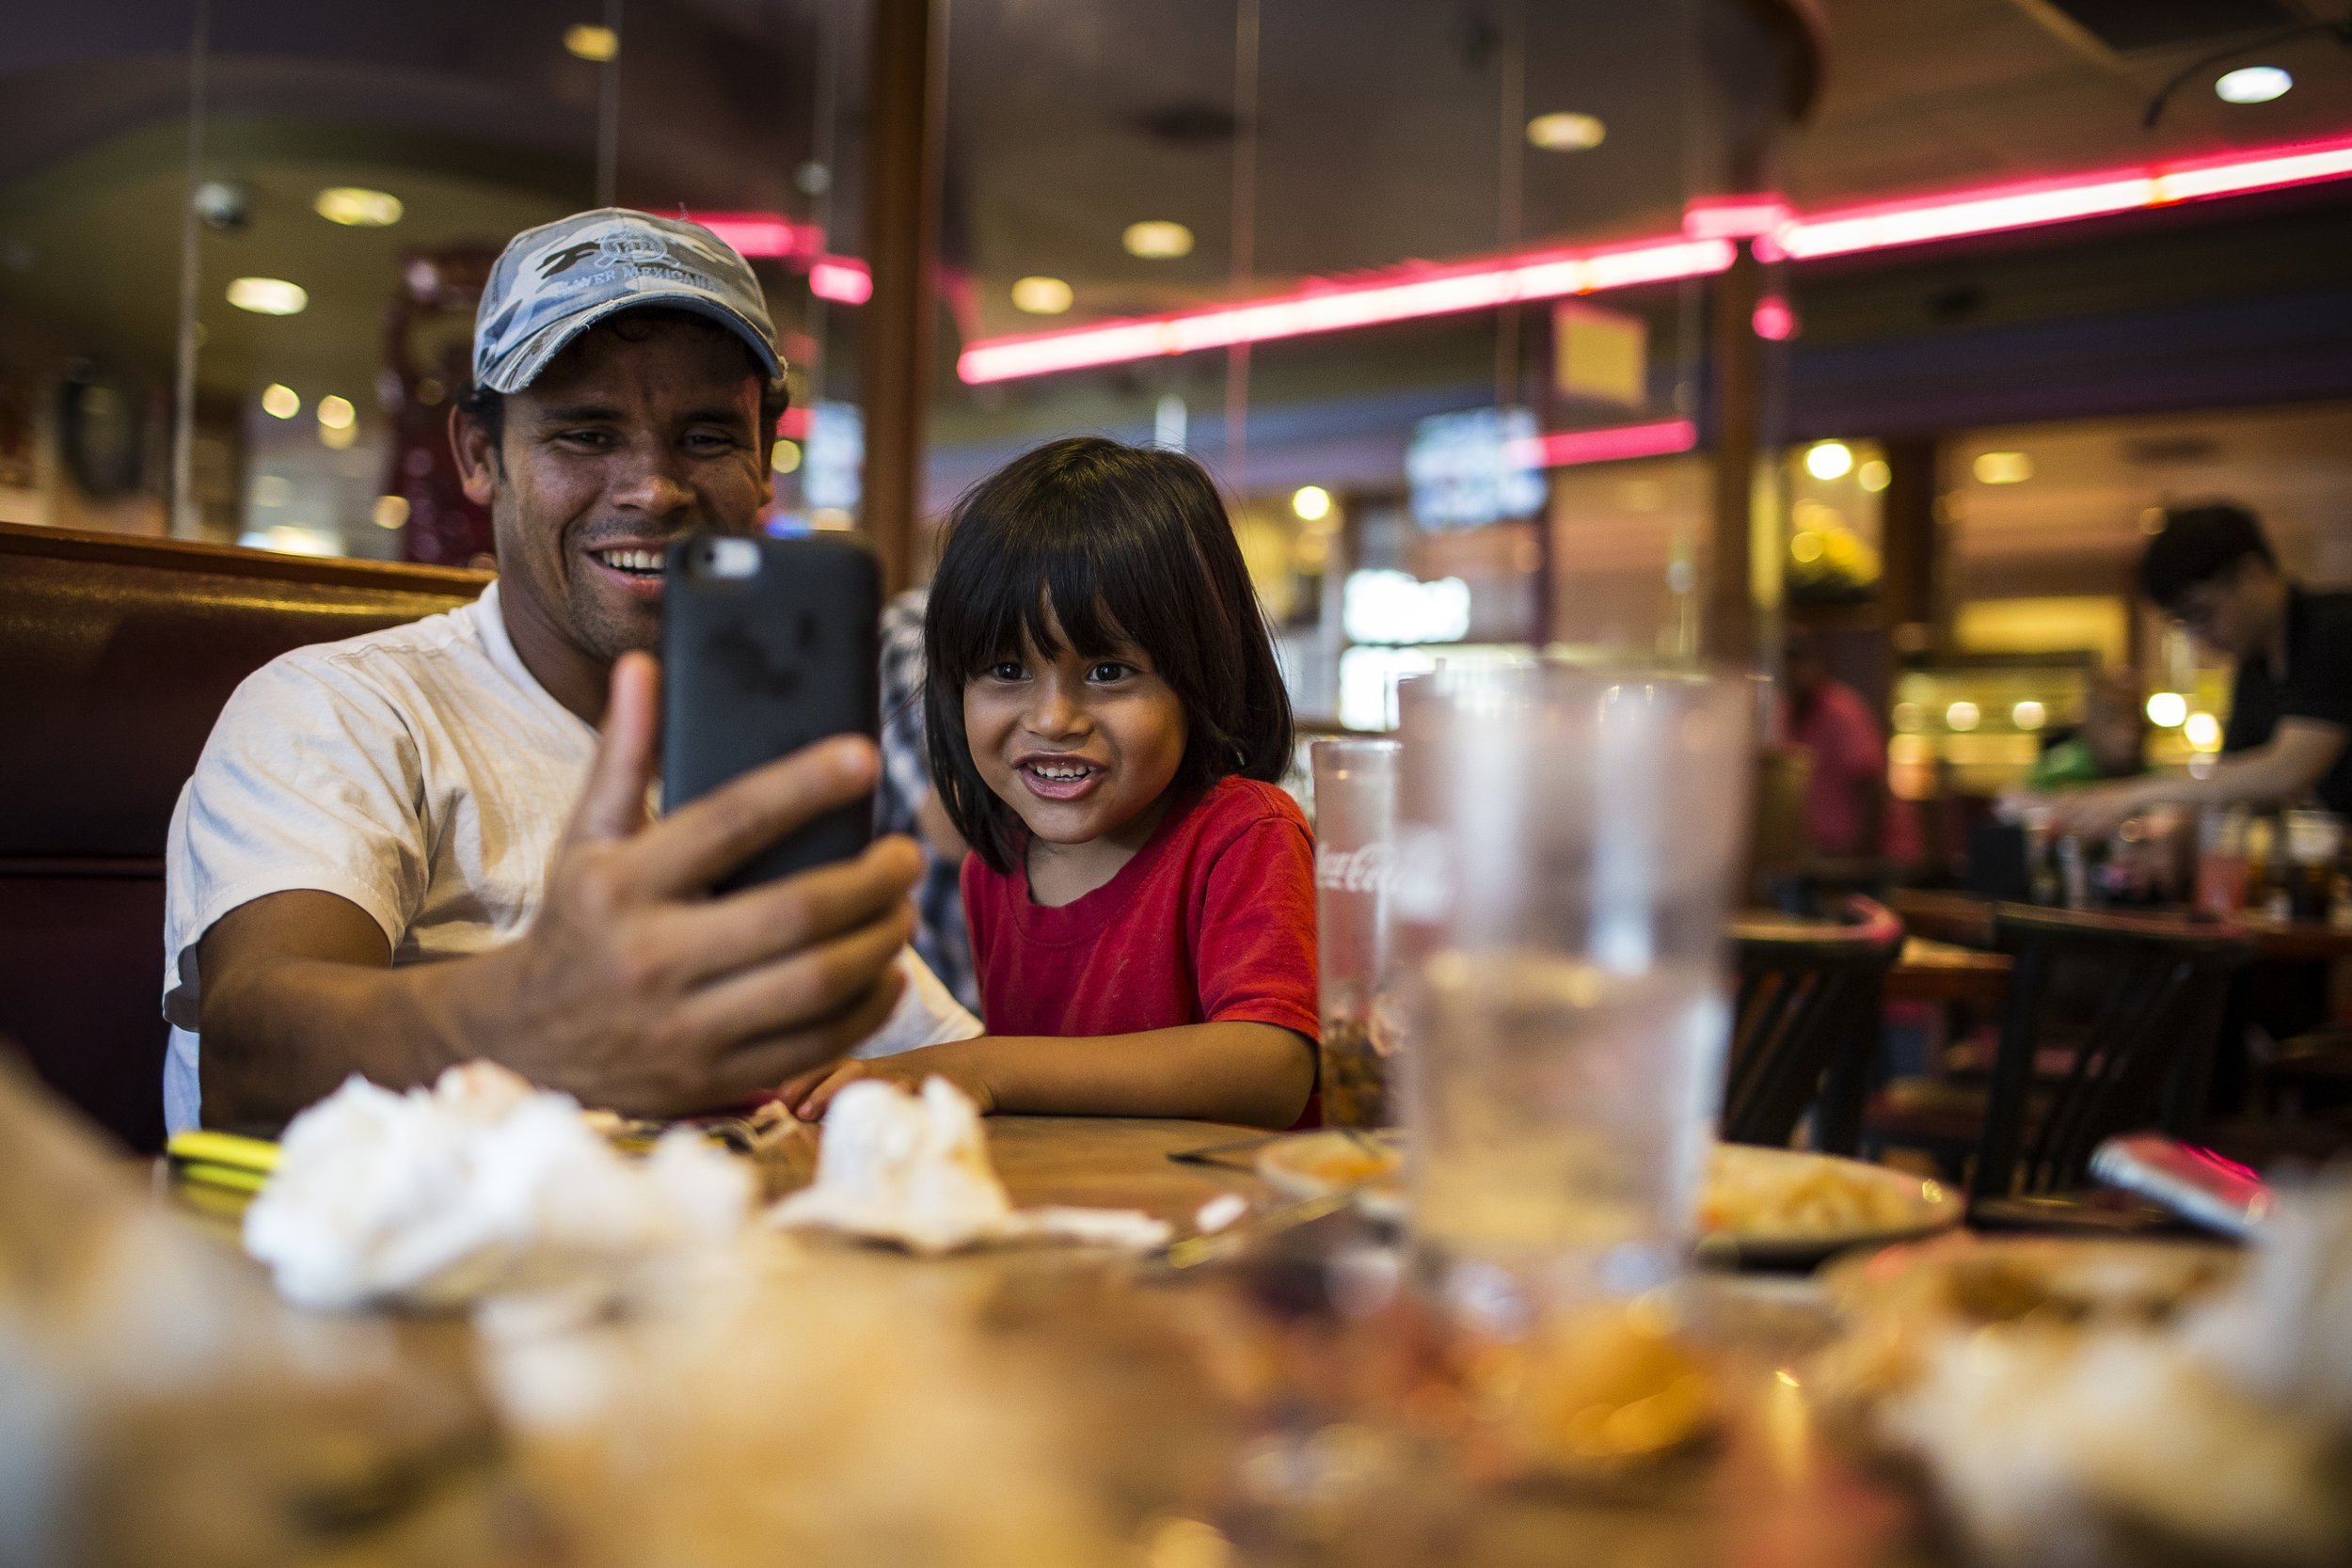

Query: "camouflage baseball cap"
left=472, top=208, right=783, bottom=394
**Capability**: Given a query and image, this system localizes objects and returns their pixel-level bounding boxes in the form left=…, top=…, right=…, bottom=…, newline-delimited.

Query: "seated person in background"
left=778, top=437, right=1318, bottom=1130
left=2038, top=503, right=2352, bottom=837
left=876, top=586, right=979, bottom=1011
left=1784, top=629, right=1891, bottom=861
left=166, top=210, right=976, bottom=1135
left=2023, top=672, right=2148, bottom=793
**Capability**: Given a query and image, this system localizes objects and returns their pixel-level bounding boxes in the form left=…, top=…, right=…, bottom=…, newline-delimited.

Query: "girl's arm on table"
left=776, top=1022, right=1314, bottom=1129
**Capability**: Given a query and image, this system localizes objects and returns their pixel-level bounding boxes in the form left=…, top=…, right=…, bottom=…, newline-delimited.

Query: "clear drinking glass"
left=1312, top=737, right=1402, bottom=1127
left=1391, top=663, right=1753, bottom=1308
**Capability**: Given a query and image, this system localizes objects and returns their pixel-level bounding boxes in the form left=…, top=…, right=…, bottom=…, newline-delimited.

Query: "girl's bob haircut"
left=923, top=436, right=1295, bottom=874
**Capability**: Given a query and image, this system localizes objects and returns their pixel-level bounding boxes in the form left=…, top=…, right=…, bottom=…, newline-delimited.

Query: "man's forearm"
left=925, top=1022, right=1315, bottom=1128
left=2116, top=751, right=2318, bottom=814
left=199, top=950, right=502, bottom=1129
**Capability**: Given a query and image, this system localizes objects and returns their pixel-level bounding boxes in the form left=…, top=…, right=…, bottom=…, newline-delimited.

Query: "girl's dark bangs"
left=944, top=499, right=1157, bottom=673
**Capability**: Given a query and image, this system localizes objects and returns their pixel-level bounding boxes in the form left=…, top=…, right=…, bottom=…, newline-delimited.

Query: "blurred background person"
left=1784, top=629, right=1890, bottom=863
left=2042, top=504, right=2352, bottom=835
left=2023, top=670, right=2149, bottom=793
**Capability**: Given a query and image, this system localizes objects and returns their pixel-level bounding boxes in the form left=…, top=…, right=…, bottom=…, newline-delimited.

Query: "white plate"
left=1257, top=1129, right=1407, bottom=1224
left=1254, top=1133, right=1963, bottom=1266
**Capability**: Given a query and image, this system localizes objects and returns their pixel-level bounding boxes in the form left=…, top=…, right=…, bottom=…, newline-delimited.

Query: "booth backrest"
left=0, top=522, right=489, bottom=1150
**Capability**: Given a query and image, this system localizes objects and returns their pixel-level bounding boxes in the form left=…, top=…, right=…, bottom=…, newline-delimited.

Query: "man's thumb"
left=568, top=652, right=660, bottom=843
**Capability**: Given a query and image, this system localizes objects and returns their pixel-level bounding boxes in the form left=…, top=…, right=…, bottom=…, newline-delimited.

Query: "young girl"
left=778, top=436, right=1317, bottom=1128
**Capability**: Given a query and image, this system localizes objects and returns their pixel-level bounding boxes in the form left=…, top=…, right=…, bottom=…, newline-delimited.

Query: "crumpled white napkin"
left=768, top=1078, right=1170, bottom=1255
left=244, top=1062, right=752, bottom=1310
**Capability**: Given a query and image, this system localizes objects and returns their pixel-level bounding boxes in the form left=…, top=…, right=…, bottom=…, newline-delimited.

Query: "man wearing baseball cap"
left=161, top=210, right=977, bottom=1133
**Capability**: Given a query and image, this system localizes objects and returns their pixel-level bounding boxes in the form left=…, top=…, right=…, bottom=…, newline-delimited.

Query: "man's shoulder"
left=272, top=594, right=491, bottom=681
left=230, top=595, right=493, bottom=712
left=204, top=595, right=499, bottom=764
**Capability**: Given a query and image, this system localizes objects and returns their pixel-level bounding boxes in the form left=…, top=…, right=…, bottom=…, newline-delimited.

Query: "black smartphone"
left=660, top=531, right=881, bottom=891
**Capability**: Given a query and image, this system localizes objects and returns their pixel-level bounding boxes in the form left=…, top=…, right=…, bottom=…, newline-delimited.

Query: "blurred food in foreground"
left=1815, top=1180, right=2352, bottom=1567
left=243, top=1062, right=754, bottom=1311
left=0, top=1054, right=548, bottom=1567
left=769, top=1077, right=1170, bottom=1253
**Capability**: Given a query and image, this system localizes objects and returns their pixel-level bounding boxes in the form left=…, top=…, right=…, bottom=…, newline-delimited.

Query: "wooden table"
left=1887, top=936, right=2011, bottom=1006
left=1731, top=908, right=2013, bottom=1006
left=1888, top=886, right=2352, bottom=964
left=64, top=1105, right=1939, bottom=1568
left=984, top=1115, right=1268, bottom=1221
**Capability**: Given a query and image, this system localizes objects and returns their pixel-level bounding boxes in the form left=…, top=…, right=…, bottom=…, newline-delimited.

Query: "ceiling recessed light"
left=314, top=186, right=404, bottom=227
left=2216, top=66, right=2291, bottom=105
left=227, top=277, right=308, bottom=316
left=1010, top=276, right=1073, bottom=314
left=1804, top=440, right=1852, bottom=481
left=261, top=383, right=301, bottom=420
left=1122, top=220, right=1195, bottom=260
left=1974, top=451, right=2032, bottom=484
left=564, top=24, right=619, bottom=61
left=1526, top=112, right=1605, bottom=151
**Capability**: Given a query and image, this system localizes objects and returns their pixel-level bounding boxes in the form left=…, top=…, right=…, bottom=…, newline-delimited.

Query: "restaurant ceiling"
left=0, top=1, right=2344, bottom=420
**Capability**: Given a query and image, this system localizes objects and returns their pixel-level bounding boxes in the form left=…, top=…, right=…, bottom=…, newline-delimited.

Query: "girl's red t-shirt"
left=961, top=777, right=1320, bottom=1043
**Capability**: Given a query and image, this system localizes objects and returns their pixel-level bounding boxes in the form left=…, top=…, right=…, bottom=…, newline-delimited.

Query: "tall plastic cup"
left=1312, top=738, right=1402, bottom=1126
left=1391, top=664, right=1753, bottom=1310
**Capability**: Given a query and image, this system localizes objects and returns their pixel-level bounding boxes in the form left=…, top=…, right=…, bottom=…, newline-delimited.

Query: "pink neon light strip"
left=809, top=258, right=874, bottom=305
left=1508, top=418, right=1698, bottom=469
left=688, top=212, right=822, bottom=260
left=956, top=130, right=2352, bottom=384
left=957, top=238, right=1736, bottom=383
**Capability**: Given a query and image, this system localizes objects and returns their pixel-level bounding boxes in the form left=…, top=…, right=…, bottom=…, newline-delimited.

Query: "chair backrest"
left=1724, top=895, right=1905, bottom=1154
left=1973, top=904, right=2253, bottom=1200
left=0, top=523, right=486, bottom=1151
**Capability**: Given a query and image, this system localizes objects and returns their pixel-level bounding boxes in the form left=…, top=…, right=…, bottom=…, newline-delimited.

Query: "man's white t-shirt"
left=161, top=581, right=978, bottom=1132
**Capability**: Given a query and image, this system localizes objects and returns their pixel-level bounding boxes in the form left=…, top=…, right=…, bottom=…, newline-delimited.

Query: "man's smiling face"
left=457, top=310, right=769, bottom=678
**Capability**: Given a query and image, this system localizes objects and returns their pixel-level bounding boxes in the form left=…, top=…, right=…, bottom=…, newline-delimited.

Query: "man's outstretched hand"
left=485, top=651, right=920, bottom=1114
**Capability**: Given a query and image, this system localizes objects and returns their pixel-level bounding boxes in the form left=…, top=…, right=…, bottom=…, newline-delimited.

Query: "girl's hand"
left=773, top=1045, right=998, bottom=1121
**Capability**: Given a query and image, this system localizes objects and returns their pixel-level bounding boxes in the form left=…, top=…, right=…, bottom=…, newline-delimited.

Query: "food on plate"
left=1271, top=1134, right=1946, bottom=1243
left=1696, top=1146, right=1937, bottom=1239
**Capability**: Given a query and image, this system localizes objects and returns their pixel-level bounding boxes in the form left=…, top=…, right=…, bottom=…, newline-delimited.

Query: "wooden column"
left=1705, top=241, right=1763, bottom=667
left=1878, top=436, right=1942, bottom=656
left=860, top=0, right=948, bottom=596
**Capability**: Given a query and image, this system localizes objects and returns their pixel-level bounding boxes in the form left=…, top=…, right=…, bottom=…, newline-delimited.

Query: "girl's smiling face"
left=963, top=610, right=1189, bottom=861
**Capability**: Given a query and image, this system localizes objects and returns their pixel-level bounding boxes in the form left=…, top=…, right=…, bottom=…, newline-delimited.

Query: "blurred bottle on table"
left=2283, top=810, right=2343, bottom=924
left=2198, top=807, right=2252, bottom=917
left=1311, top=738, right=1401, bottom=1128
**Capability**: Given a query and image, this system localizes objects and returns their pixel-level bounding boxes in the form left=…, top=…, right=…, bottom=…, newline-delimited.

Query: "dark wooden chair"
left=1866, top=904, right=2256, bottom=1210
left=1724, top=896, right=1905, bottom=1155
left=1971, top=907, right=2253, bottom=1203
left=0, top=523, right=486, bottom=1151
